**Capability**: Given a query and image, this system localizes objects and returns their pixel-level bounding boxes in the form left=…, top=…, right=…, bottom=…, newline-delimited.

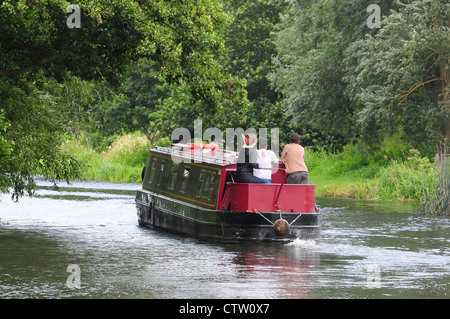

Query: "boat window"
left=197, top=169, right=207, bottom=198
left=196, top=170, right=216, bottom=201
left=201, top=172, right=216, bottom=200
left=148, top=157, right=158, bottom=184
left=157, top=159, right=165, bottom=186
left=180, top=166, right=190, bottom=194
left=168, top=162, right=179, bottom=190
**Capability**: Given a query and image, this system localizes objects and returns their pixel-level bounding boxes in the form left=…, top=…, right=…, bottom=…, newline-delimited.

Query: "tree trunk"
left=441, top=58, right=450, bottom=143
left=142, top=128, right=158, bottom=145
left=432, top=59, right=449, bottom=166
left=432, top=15, right=450, bottom=159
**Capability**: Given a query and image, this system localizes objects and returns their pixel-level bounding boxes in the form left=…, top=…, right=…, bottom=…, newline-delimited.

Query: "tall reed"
left=61, top=133, right=151, bottom=183
left=419, top=143, right=449, bottom=216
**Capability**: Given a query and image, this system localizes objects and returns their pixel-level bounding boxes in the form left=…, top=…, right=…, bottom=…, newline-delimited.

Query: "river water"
left=0, top=180, right=448, bottom=299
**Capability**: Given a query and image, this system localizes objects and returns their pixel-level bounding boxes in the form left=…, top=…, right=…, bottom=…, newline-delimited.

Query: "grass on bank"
left=63, top=133, right=445, bottom=213
left=307, top=144, right=439, bottom=203
left=61, top=133, right=151, bottom=183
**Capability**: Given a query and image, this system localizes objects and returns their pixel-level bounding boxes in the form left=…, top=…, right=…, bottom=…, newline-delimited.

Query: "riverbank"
left=61, top=133, right=151, bottom=184
left=307, top=145, right=437, bottom=203
left=62, top=133, right=439, bottom=204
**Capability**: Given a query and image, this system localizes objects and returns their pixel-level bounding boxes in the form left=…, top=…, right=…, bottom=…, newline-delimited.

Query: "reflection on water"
left=0, top=180, right=448, bottom=298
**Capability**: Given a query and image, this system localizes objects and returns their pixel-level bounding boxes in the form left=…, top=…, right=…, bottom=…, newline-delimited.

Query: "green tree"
left=90, top=56, right=247, bottom=146
left=270, top=0, right=398, bottom=151
left=223, top=0, right=293, bottom=146
left=0, top=73, right=85, bottom=200
left=92, top=58, right=170, bottom=144
left=0, top=109, right=13, bottom=193
left=1, top=0, right=247, bottom=107
left=0, top=0, right=247, bottom=199
left=271, top=0, right=448, bottom=154
left=344, top=0, right=449, bottom=153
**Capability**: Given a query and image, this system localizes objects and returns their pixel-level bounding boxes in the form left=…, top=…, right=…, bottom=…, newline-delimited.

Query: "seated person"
left=235, top=134, right=265, bottom=183
left=254, top=137, right=279, bottom=183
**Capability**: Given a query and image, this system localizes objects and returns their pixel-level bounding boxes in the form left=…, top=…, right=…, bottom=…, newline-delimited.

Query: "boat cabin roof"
left=142, top=144, right=235, bottom=210
left=152, top=144, right=239, bottom=166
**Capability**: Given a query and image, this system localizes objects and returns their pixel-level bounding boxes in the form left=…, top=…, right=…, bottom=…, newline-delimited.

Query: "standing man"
left=281, top=133, right=309, bottom=184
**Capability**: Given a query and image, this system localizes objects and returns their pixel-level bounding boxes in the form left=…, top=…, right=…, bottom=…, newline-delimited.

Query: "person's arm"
left=248, top=148, right=259, bottom=169
left=281, top=146, right=287, bottom=164
left=270, top=151, right=279, bottom=165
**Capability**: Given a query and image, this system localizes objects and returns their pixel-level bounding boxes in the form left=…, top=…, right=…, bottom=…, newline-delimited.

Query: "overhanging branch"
left=397, top=78, right=441, bottom=106
left=0, top=42, right=83, bottom=77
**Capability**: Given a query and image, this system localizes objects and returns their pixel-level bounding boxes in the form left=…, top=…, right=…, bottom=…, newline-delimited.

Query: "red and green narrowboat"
left=135, top=144, right=320, bottom=242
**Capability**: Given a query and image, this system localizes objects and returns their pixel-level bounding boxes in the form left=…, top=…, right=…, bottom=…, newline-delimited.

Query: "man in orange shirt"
left=281, top=133, right=309, bottom=184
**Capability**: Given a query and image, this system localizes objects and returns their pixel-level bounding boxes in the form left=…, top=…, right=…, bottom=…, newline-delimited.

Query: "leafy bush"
left=307, top=144, right=374, bottom=178
left=307, top=138, right=442, bottom=201
left=377, top=149, right=436, bottom=200
left=370, top=132, right=413, bottom=164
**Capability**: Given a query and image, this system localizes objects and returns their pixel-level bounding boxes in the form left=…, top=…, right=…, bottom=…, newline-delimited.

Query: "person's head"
left=259, top=137, right=268, bottom=149
left=289, top=133, right=300, bottom=144
left=247, top=134, right=257, bottom=147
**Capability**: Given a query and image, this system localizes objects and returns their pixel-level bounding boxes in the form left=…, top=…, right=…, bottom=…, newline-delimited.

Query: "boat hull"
left=136, top=189, right=320, bottom=242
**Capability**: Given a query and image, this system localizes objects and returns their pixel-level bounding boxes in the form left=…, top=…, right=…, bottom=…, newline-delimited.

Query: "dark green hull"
left=136, top=189, right=320, bottom=242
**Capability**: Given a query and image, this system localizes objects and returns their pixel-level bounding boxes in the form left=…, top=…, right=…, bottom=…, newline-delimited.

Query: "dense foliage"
left=0, top=0, right=247, bottom=198
left=270, top=0, right=449, bottom=153
left=345, top=0, right=449, bottom=150
left=1, top=0, right=448, bottom=206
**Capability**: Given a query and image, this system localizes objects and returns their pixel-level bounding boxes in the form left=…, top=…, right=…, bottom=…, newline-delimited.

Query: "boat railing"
left=154, top=144, right=239, bottom=165
left=272, top=168, right=287, bottom=210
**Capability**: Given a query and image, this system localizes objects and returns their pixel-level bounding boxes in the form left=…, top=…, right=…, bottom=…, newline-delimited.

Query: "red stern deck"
left=229, top=183, right=316, bottom=213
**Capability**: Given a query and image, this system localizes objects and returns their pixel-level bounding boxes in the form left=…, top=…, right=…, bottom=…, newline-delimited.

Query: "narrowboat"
left=135, top=144, right=320, bottom=242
